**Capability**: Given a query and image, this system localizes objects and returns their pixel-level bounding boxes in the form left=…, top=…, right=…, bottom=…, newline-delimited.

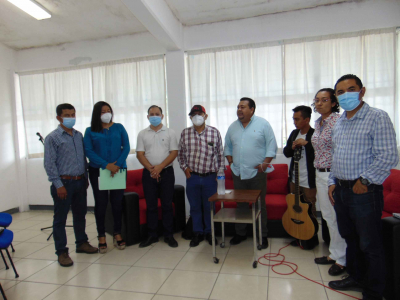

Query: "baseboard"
left=29, top=205, right=95, bottom=212
left=1, top=207, right=19, bottom=214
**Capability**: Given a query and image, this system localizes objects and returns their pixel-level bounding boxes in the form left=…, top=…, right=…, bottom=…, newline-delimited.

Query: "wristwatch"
left=359, top=177, right=370, bottom=186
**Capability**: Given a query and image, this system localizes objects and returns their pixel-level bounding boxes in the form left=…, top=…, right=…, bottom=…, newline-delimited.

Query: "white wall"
left=0, top=43, right=19, bottom=212
left=15, top=0, right=400, bottom=208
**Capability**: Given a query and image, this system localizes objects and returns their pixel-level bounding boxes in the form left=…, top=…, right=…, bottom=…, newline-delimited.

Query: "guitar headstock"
left=293, top=147, right=302, bottom=162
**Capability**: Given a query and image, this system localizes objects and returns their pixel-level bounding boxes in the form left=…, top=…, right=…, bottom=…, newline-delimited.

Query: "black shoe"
left=329, top=276, right=364, bottom=292
left=290, top=239, right=299, bottom=247
left=139, top=236, right=159, bottom=248
left=315, top=256, right=336, bottom=265
left=164, top=236, right=178, bottom=248
left=230, top=234, right=247, bottom=245
left=205, top=233, right=218, bottom=246
left=328, top=264, right=346, bottom=276
left=259, top=237, right=269, bottom=249
left=190, top=234, right=204, bottom=247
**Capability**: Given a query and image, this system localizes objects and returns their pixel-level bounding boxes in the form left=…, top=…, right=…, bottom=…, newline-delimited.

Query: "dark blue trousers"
left=50, top=178, right=88, bottom=255
left=334, top=182, right=385, bottom=300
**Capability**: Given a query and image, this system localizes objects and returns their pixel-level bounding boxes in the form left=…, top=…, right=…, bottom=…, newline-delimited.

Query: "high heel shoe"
left=98, top=236, right=107, bottom=254
left=113, top=233, right=126, bottom=250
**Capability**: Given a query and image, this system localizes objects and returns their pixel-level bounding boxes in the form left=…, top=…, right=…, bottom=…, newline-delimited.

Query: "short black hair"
left=239, top=97, right=256, bottom=113
left=90, top=101, right=113, bottom=133
left=56, top=103, right=75, bottom=116
left=334, top=74, right=363, bottom=91
left=148, top=105, right=163, bottom=114
left=311, top=88, right=340, bottom=113
left=293, top=105, right=312, bottom=120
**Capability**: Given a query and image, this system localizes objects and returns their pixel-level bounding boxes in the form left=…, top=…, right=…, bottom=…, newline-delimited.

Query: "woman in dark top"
left=84, top=101, right=130, bottom=253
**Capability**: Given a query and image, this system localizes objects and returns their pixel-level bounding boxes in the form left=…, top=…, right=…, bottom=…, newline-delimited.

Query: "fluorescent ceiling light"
left=8, top=0, right=51, bottom=20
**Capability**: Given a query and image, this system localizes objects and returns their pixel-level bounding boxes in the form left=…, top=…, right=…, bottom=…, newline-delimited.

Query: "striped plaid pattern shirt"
left=328, top=102, right=398, bottom=186
left=178, top=125, right=225, bottom=174
left=44, top=126, right=87, bottom=189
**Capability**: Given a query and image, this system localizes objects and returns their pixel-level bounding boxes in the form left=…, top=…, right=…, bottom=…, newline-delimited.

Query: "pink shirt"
left=311, top=113, right=340, bottom=169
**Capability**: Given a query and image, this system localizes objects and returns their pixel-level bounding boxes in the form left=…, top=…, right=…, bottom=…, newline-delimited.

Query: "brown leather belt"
left=60, top=174, right=84, bottom=180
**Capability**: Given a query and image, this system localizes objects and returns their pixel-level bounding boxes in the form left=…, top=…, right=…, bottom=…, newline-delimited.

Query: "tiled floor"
left=0, top=211, right=363, bottom=300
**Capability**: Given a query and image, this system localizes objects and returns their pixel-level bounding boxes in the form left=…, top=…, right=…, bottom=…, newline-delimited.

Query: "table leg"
left=252, top=202, right=257, bottom=268
left=211, top=202, right=219, bottom=264
left=258, top=196, right=262, bottom=250
left=221, top=202, right=225, bottom=248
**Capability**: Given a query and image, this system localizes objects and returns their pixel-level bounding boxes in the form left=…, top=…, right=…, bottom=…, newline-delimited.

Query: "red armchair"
left=105, top=168, right=186, bottom=245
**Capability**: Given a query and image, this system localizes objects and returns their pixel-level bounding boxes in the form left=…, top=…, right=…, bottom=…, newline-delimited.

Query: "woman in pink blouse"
left=311, top=88, right=347, bottom=276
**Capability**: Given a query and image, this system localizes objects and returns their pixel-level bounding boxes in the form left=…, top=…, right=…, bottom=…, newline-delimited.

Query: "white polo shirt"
left=136, top=125, right=178, bottom=167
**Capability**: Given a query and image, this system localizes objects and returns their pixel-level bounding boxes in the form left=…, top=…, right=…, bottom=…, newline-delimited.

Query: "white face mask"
left=191, top=115, right=205, bottom=126
left=101, top=112, right=112, bottom=123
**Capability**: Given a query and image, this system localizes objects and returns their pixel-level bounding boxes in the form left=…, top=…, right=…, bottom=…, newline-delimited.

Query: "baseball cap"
left=188, top=105, right=206, bottom=116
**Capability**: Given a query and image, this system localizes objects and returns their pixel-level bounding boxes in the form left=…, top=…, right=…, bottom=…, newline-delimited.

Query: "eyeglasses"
left=313, top=98, right=331, bottom=104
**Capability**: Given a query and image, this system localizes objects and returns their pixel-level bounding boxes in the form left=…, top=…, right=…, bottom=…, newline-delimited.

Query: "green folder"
left=99, top=168, right=127, bottom=190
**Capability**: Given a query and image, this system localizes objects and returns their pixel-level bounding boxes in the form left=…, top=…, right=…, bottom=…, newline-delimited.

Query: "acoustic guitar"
left=282, top=147, right=318, bottom=241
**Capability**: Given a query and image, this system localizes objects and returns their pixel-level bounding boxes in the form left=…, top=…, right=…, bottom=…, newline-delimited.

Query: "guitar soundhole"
left=293, top=205, right=302, bottom=213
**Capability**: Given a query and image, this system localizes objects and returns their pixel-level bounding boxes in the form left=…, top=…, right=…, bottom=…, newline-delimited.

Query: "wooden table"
left=209, top=190, right=262, bottom=268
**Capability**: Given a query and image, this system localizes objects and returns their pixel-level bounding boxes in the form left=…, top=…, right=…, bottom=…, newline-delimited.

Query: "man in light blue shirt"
left=224, top=97, right=277, bottom=248
left=327, top=74, right=398, bottom=300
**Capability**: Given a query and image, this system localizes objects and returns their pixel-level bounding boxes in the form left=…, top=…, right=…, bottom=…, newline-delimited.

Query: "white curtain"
left=18, top=55, right=165, bottom=156
left=186, top=28, right=397, bottom=147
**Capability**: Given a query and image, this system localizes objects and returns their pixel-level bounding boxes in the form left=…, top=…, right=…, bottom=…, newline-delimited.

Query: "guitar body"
left=282, top=147, right=318, bottom=241
left=282, top=193, right=318, bottom=240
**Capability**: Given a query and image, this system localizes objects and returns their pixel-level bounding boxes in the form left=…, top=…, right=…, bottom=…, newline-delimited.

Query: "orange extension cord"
left=258, top=242, right=362, bottom=300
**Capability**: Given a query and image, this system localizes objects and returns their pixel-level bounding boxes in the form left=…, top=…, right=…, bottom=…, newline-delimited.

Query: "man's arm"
left=283, top=131, right=295, bottom=158
left=224, top=127, right=233, bottom=166
left=216, top=130, right=225, bottom=171
left=44, top=136, right=67, bottom=199
left=360, top=112, right=399, bottom=185
left=177, top=131, right=188, bottom=171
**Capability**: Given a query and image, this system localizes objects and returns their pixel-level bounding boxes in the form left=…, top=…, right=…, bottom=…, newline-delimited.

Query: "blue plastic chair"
left=0, top=214, right=14, bottom=253
left=0, top=229, right=19, bottom=280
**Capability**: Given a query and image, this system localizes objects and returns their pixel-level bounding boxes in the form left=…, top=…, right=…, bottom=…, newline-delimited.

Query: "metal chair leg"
left=0, top=250, right=9, bottom=270
left=10, top=244, right=14, bottom=253
left=5, top=249, right=18, bottom=278
left=0, top=282, right=7, bottom=300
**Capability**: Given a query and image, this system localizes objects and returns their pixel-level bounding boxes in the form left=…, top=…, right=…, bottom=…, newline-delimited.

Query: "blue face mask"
left=337, top=90, right=362, bottom=111
left=149, top=116, right=162, bottom=127
left=62, top=117, right=76, bottom=129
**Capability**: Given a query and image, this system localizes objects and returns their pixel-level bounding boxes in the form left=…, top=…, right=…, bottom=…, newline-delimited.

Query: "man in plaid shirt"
left=178, top=105, right=225, bottom=247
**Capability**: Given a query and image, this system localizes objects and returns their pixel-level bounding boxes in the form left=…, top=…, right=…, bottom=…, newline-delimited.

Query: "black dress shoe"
left=260, top=237, right=269, bottom=249
left=205, top=233, right=218, bottom=246
left=328, top=264, right=346, bottom=276
left=315, top=256, right=336, bottom=265
left=329, top=276, right=363, bottom=292
left=190, top=234, right=204, bottom=247
left=139, top=236, right=159, bottom=248
left=290, top=239, right=299, bottom=247
left=230, top=234, right=247, bottom=245
left=164, top=236, right=178, bottom=248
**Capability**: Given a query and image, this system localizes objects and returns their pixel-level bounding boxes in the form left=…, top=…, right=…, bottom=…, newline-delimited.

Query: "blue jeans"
left=50, top=178, right=89, bottom=255
left=186, top=173, right=217, bottom=235
left=334, top=182, right=385, bottom=299
left=88, top=167, right=124, bottom=237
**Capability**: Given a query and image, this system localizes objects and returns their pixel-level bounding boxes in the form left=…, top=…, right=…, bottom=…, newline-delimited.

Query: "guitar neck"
left=294, top=161, right=300, bottom=206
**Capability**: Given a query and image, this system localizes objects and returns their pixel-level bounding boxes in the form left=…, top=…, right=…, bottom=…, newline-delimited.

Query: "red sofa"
left=213, top=164, right=290, bottom=237
left=105, top=168, right=186, bottom=245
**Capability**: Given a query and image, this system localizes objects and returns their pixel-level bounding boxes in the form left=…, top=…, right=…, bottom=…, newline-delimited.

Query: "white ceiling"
left=0, top=0, right=358, bottom=50
left=165, top=0, right=355, bottom=26
left=0, top=0, right=147, bottom=50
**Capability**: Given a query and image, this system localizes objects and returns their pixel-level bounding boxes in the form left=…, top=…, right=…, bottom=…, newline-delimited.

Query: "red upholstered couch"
left=213, top=164, right=290, bottom=237
left=105, top=168, right=186, bottom=245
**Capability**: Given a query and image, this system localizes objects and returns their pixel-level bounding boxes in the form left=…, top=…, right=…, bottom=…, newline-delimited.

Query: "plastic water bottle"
left=217, top=170, right=225, bottom=195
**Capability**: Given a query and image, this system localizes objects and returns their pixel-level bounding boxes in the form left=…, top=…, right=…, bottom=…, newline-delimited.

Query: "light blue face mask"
left=149, top=116, right=162, bottom=127
left=337, top=90, right=362, bottom=111
left=62, top=117, right=76, bottom=129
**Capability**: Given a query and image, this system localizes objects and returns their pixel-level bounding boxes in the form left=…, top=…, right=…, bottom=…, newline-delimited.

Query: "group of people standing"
left=283, top=74, right=398, bottom=300
left=44, top=73, right=397, bottom=300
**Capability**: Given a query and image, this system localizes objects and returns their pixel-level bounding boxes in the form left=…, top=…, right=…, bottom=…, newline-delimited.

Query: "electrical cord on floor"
left=258, top=242, right=361, bottom=300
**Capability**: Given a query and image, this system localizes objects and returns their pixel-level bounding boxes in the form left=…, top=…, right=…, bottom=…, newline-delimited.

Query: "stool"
left=0, top=214, right=14, bottom=253
left=0, top=229, right=19, bottom=280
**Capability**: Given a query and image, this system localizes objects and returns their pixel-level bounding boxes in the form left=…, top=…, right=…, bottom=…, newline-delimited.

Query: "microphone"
left=37, top=132, right=44, bottom=145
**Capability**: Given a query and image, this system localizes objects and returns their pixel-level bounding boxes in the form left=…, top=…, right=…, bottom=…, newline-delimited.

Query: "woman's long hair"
left=90, top=101, right=113, bottom=132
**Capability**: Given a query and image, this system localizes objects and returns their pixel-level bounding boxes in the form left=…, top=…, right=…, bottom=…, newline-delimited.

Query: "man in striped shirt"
left=178, top=105, right=225, bottom=247
left=44, top=103, right=98, bottom=267
left=327, top=74, right=398, bottom=300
